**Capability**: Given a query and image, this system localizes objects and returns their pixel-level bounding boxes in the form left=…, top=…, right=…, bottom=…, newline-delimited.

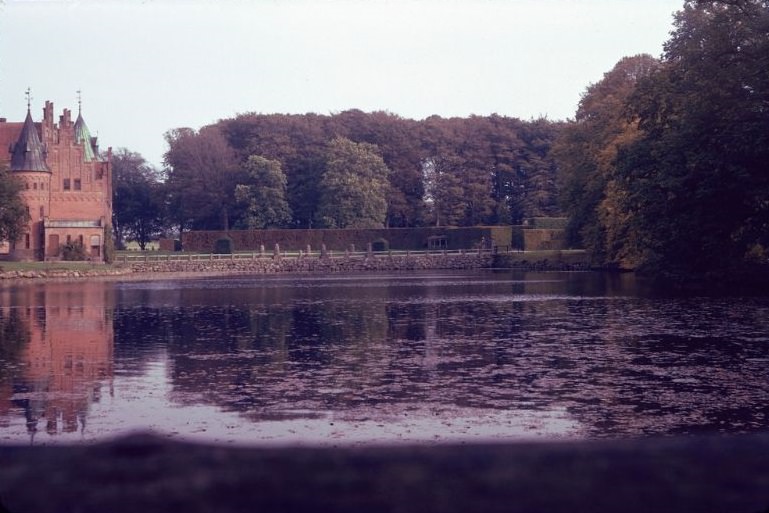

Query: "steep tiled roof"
left=10, top=110, right=49, bottom=172
left=73, top=112, right=96, bottom=162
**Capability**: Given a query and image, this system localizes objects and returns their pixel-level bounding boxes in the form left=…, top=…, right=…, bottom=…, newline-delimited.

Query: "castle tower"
left=9, top=104, right=52, bottom=260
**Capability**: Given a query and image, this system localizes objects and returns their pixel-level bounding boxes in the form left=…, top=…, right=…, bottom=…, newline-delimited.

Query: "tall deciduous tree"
left=616, top=0, right=769, bottom=278
left=553, top=54, right=659, bottom=265
left=112, top=149, right=166, bottom=250
left=315, top=137, right=390, bottom=229
left=0, top=165, right=28, bottom=245
left=164, top=126, right=242, bottom=232
left=235, top=155, right=292, bottom=229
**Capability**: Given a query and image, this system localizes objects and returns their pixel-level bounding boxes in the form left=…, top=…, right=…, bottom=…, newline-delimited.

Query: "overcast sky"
left=1, top=0, right=682, bottom=168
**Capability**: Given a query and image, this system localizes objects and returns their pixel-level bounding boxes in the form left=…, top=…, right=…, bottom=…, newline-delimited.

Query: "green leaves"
left=236, top=156, right=292, bottom=229
left=0, top=166, right=28, bottom=244
left=112, top=149, right=166, bottom=250
left=315, top=137, right=390, bottom=229
left=558, top=1, right=769, bottom=279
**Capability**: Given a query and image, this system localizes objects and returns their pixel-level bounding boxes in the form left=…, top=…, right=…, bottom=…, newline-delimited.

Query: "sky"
left=0, top=0, right=682, bottom=168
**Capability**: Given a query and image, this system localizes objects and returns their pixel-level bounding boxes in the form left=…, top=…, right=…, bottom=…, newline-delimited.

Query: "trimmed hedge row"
left=182, top=226, right=522, bottom=253
left=523, top=229, right=566, bottom=251
left=526, top=217, right=569, bottom=230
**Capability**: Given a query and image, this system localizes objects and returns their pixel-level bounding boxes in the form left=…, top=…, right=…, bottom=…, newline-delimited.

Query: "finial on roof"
left=77, top=89, right=82, bottom=114
left=25, top=87, right=32, bottom=111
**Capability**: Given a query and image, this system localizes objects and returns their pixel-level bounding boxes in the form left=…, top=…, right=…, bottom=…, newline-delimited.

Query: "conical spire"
left=73, top=92, right=97, bottom=162
left=10, top=108, right=49, bottom=172
left=73, top=111, right=96, bottom=162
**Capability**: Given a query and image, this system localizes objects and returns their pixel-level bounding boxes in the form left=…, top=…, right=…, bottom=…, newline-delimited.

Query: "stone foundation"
left=127, top=253, right=495, bottom=274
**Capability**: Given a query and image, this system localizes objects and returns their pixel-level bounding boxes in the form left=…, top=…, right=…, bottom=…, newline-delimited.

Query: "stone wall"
left=127, top=253, right=495, bottom=274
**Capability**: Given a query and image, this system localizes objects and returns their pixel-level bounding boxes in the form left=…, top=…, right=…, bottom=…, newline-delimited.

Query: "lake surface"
left=1, top=270, right=769, bottom=446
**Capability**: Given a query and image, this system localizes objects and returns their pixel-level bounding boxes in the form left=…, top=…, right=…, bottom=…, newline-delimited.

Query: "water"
left=1, top=270, right=768, bottom=446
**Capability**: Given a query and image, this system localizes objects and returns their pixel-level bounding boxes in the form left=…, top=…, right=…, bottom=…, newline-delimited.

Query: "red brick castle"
left=0, top=93, right=112, bottom=261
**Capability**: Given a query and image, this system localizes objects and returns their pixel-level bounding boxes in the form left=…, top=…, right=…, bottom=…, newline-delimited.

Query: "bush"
left=213, top=237, right=234, bottom=254
left=61, top=240, right=86, bottom=261
left=371, top=238, right=389, bottom=252
left=745, top=244, right=768, bottom=264
left=103, top=224, right=116, bottom=264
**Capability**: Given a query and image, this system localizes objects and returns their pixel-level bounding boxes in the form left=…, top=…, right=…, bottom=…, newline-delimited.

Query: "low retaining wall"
left=0, top=252, right=592, bottom=281
left=493, top=251, right=590, bottom=271
left=128, top=253, right=495, bottom=274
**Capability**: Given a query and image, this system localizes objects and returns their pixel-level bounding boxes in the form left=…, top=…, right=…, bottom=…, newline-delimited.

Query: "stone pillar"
left=260, top=244, right=265, bottom=257
left=367, top=242, right=373, bottom=258
left=321, top=244, right=327, bottom=259
left=274, top=243, right=281, bottom=260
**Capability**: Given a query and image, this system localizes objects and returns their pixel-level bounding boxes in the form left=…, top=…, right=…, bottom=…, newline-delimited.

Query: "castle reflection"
left=0, top=283, right=113, bottom=440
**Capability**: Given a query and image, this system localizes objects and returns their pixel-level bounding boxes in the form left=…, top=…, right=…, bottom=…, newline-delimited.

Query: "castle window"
left=74, top=179, right=82, bottom=191
left=41, top=182, right=45, bottom=190
left=25, top=234, right=30, bottom=249
left=25, top=182, right=29, bottom=190
left=33, top=183, right=37, bottom=190
left=63, top=178, right=71, bottom=190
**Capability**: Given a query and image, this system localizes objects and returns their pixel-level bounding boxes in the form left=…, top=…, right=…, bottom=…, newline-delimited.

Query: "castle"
left=0, top=96, right=112, bottom=261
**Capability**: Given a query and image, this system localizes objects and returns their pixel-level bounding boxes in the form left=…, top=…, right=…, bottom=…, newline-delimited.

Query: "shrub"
left=213, top=237, right=234, bottom=254
left=371, top=238, right=389, bottom=252
left=103, top=224, right=116, bottom=264
left=61, top=240, right=86, bottom=261
left=745, top=244, right=768, bottom=264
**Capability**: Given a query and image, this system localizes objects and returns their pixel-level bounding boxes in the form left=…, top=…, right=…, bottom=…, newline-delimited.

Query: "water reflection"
left=0, top=283, right=113, bottom=442
left=1, top=271, right=769, bottom=445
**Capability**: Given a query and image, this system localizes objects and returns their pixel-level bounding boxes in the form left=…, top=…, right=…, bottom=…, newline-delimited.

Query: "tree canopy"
left=315, top=137, right=390, bottom=229
left=0, top=166, right=28, bottom=245
left=205, top=111, right=562, bottom=229
left=555, top=0, right=769, bottom=280
left=112, top=148, right=166, bottom=250
left=235, top=155, right=292, bottom=229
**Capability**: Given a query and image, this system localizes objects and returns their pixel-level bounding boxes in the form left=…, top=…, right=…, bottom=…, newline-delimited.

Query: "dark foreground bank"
left=1, top=433, right=768, bottom=513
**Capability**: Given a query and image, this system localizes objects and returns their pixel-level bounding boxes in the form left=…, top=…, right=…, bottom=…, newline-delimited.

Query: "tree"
left=0, top=165, right=28, bottom=245
left=315, top=137, right=391, bottom=229
left=616, top=0, right=769, bottom=278
left=235, top=155, right=292, bottom=229
left=164, top=126, right=243, bottom=232
left=112, top=149, right=166, bottom=250
left=553, top=54, right=659, bottom=265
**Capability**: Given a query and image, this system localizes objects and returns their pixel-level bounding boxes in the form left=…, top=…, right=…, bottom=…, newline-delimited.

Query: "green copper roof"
left=74, top=112, right=96, bottom=162
left=10, top=109, right=49, bottom=172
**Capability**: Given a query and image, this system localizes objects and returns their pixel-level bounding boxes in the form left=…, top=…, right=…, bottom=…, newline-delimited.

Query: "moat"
left=1, top=270, right=769, bottom=445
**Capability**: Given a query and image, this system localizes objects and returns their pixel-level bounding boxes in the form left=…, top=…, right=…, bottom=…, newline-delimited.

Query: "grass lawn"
left=0, top=261, right=124, bottom=272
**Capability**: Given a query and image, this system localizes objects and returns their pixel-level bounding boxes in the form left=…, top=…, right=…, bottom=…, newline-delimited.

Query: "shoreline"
left=0, top=251, right=589, bottom=285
